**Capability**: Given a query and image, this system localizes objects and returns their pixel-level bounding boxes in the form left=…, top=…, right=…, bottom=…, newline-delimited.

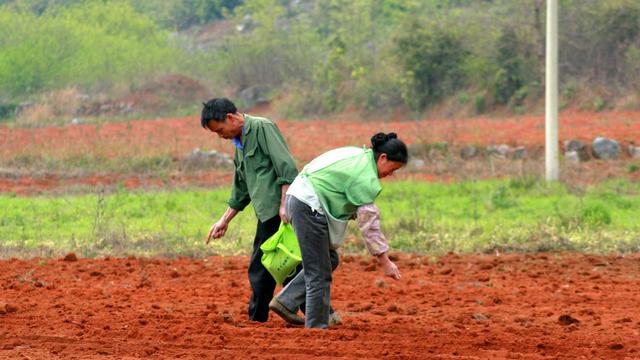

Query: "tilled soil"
left=1, top=252, right=639, bottom=359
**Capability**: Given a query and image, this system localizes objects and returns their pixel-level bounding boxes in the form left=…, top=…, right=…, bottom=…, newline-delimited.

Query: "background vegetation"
left=2, top=0, right=640, bottom=122
left=2, top=180, right=639, bottom=258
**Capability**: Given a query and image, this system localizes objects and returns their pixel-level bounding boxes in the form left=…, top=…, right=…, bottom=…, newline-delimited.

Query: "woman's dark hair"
left=371, top=132, right=408, bottom=164
left=201, top=98, right=238, bottom=128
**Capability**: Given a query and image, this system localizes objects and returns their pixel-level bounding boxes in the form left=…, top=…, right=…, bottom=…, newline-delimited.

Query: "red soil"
left=3, top=110, right=640, bottom=162
left=0, top=171, right=232, bottom=196
left=1, top=110, right=640, bottom=194
left=1, top=253, right=638, bottom=359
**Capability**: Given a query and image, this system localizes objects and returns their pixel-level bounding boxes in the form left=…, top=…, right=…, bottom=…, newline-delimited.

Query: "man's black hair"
left=201, top=98, right=238, bottom=128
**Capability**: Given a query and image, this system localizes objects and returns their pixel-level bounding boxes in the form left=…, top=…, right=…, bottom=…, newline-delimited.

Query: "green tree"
left=396, top=23, right=469, bottom=110
left=0, top=1, right=181, bottom=97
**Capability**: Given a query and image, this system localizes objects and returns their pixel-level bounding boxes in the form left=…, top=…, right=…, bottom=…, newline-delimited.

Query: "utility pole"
left=545, top=0, right=559, bottom=181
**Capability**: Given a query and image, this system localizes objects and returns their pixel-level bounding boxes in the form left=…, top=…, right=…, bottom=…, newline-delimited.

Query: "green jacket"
left=229, top=115, right=298, bottom=222
left=302, top=147, right=382, bottom=221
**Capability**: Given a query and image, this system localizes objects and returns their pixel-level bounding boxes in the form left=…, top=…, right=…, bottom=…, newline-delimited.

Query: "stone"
left=563, top=140, right=590, bottom=161
left=63, top=253, right=78, bottom=262
left=628, top=145, right=640, bottom=158
left=564, top=151, right=581, bottom=163
left=485, top=145, right=499, bottom=156
left=563, top=139, right=586, bottom=152
left=497, top=144, right=510, bottom=157
left=460, top=146, right=478, bottom=160
left=186, top=148, right=233, bottom=167
left=409, top=159, right=425, bottom=169
left=14, top=102, right=34, bottom=116
left=511, top=146, right=528, bottom=159
left=591, top=137, right=620, bottom=160
left=238, top=85, right=271, bottom=107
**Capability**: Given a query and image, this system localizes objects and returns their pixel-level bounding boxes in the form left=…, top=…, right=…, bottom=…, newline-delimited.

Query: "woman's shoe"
left=269, top=298, right=305, bottom=325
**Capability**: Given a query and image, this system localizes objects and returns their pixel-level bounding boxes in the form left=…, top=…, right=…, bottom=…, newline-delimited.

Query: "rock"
left=14, top=102, right=34, bottom=117
left=375, top=278, right=387, bottom=288
left=63, top=253, right=78, bottom=262
left=75, top=93, right=90, bottom=101
left=236, top=14, right=254, bottom=33
left=460, top=146, right=478, bottom=160
left=409, top=159, right=425, bottom=169
left=497, top=144, right=510, bottom=157
left=511, top=146, right=528, bottom=159
left=0, top=302, right=18, bottom=315
left=238, top=85, right=271, bottom=107
left=564, top=151, right=581, bottom=163
left=186, top=148, right=233, bottom=167
left=472, top=313, right=489, bottom=321
left=564, top=139, right=590, bottom=161
left=558, top=314, right=580, bottom=326
left=628, top=145, right=640, bottom=158
left=564, top=139, right=586, bottom=152
left=591, top=137, right=620, bottom=160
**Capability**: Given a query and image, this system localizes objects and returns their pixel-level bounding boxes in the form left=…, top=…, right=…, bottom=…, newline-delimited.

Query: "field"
left=1, top=253, right=639, bottom=359
left=1, top=110, right=640, bottom=194
left=1, top=110, right=640, bottom=359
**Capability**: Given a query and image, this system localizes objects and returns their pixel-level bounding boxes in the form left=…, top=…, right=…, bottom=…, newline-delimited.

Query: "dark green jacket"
left=229, top=115, right=298, bottom=222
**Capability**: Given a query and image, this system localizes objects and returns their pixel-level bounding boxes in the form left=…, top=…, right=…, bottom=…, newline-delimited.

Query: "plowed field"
left=1, top=252, right=639, bottom=359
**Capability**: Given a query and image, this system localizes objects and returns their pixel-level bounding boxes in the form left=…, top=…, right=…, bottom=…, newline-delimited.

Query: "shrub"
left=0, top=2, right=181, bottom=97
left=395, top=23, right=469, bottom=110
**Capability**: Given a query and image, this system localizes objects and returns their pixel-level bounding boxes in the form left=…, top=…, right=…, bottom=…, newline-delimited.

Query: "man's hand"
left=206, top=220, right=228, bottom=244
left=378, top=252, right=401, bottom=280
left=206, top=207, right=239, bottom=244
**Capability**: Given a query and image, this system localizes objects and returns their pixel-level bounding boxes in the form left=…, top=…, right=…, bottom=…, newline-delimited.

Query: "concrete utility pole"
left=545, top=0, right=559, bottom=181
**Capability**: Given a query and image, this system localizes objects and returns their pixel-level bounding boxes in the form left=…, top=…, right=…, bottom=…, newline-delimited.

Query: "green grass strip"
left=1, top=179, right=639, bottom=258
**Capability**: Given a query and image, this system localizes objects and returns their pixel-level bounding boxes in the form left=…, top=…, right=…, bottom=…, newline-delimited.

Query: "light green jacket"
left=302, top=146, right=382, bottom=221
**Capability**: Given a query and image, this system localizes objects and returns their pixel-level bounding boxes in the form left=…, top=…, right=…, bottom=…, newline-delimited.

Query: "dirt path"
left=1, top=252, right=638, bottom=359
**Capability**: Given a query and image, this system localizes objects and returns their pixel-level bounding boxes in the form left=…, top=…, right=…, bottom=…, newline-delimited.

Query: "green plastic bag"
left=260, top=223, right=301, bottom=285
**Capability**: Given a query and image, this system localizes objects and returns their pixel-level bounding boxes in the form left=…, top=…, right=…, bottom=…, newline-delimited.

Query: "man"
left=201, top=98, right=299, bottom=322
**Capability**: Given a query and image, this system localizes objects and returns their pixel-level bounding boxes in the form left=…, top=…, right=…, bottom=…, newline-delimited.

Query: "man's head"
left=201, top=98, right=244, bottom=139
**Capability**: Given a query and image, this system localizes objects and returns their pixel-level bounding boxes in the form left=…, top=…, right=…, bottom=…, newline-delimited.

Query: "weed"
left=580, top=204, right=612, bottom=226
left=488, top=186, right=517, bottom=210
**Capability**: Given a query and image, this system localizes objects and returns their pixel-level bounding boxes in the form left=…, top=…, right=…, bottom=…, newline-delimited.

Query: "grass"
left=1, top=179, right=640, bottom=259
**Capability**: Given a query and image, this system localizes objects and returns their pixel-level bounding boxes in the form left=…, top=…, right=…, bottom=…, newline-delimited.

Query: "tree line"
left=1, top=0, right=639, bottom=118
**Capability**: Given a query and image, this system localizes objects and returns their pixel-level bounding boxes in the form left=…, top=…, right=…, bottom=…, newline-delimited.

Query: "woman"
left=269, top=132, right=408, bottom=328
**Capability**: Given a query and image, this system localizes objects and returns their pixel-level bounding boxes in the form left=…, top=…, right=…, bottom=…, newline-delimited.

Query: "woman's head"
left=371, top=132, right=408, bottom=178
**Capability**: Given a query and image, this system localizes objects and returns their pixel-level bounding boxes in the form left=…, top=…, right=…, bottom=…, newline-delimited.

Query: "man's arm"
left=259, top=122, right=297, bottom=224
left=228, top=161, right=251, bottom=212
left=260, top=122, right=298, bottom=186
left=207, top=207, right=239, bottom=243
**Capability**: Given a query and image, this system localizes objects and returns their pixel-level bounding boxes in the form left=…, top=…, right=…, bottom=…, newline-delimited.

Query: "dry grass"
left=16, top=87, right=87, bottom=126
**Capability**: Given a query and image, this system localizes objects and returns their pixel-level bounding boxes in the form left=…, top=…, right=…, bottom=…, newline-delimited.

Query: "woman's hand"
left=279, top=204, right=288, bottom=224
left=377, top=252, right=401, bottom=280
